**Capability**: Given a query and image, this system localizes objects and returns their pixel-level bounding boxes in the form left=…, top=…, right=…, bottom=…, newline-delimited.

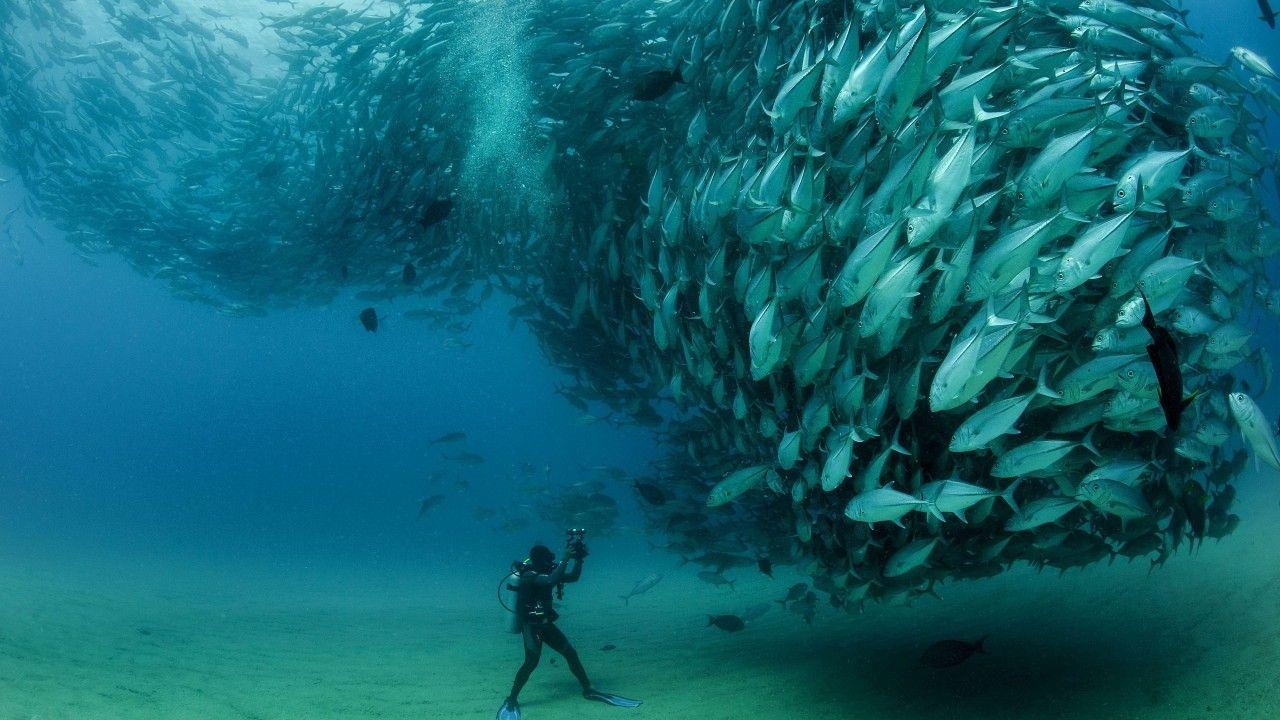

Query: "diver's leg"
left=539, top=623, right=592, bottom=692
left=508, top=625, right=543, bottom=702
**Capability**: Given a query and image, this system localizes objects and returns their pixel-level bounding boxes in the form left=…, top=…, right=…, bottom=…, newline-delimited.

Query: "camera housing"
left=566, top=527, right=587, bottom=558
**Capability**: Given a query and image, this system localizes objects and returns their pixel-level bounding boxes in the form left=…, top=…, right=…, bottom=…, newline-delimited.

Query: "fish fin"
left=1081, top=426, right=1102, bottom=458
left=1000, top=478, right=1024, bottom=516
left=1034, top=364, right=1063, bottom=400
left=971, top=97, right=1008, bottom=124
left=924, top=502, right=946, bottom=523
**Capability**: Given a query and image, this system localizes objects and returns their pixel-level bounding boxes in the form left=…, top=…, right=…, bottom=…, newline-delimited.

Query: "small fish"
left=756, top=555, right=773, bottom=578
left=446, top=451, right=485, bottom=466
left=359, top=307, right=378, bottom=333
left=419, top=198, right=453, bottom=228
left=1261, top=0, right=1277, bottom=29
left=417, top=494, right=446, bottom=519
left=779, top=582, right=808, bottom=604
left=633, top=63, right=683, bottom=101
left=922, top=637, right=987, bottom=668
left=402, top=262, right=417, bottom=284
left=633, top=481, right=667, bottom=506
left=620, top=573, right=663, bottom=605
left=600, top=643, right=617, bottom=651
left=707, top=614, right=745, bottom=632
left=697, top=571, right=736, bottom=590
left=430, top=431, right=467, bottom=444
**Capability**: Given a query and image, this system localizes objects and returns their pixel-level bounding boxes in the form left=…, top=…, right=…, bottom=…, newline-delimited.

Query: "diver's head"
left=528, top=544, right=556, bottom=573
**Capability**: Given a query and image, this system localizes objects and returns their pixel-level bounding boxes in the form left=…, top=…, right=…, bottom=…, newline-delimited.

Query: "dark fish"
left=707, top=614, right=745, bottom=632
left=697, top=570, right=736, bottom=590
left=339, top=264, right=349, bottom=281
left=922, top=637, right=987, bottom=668
left=1181, top=480, right=1209, bottom=543
left=633, top=63, right=683, bottom=101
left=1138, top=289, right=1196, bottom=431
left=359, top=307, right=378, bottom=332
left=446, top=451, right=485, bottom=466
left=601, top=643, right=617, bottom=651
left=419, top=198, right=453, bottom=228
left=431, top=431, right=467, bottom=444
left=779, top=582, right=808, bottom=604
left=417, top=493, right=447, bottom=519
left=1260, top=0, right=1276, bottom=29
left=756, top=554, right=773, bottom=578
left=634, top=481, right=667, bottom=506
left=402, top=262, right=417, bottom=284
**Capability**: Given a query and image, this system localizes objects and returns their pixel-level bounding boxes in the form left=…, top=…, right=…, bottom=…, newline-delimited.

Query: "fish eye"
left=1057, top=272, right=1064, bottom=280
left=1117, top=189, right=1125, bottom=198
left=964, top=282, right=972, bottom=292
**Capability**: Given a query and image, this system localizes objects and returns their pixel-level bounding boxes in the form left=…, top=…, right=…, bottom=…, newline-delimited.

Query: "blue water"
left=2, top=2, right=1280, bottom=717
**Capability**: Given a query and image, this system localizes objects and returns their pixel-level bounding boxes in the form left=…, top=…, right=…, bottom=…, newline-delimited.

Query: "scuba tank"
left=497, top=560, right=526, bottom=634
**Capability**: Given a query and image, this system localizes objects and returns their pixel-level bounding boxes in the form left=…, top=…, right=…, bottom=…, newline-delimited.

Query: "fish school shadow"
left=733, top=620, right=1201, bottom=719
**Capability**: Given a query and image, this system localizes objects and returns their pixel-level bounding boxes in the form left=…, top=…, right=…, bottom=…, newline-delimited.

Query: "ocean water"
left=2, top=0, right=1280, bottom=718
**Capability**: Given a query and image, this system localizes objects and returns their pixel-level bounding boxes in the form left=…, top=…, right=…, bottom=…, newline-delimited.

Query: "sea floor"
left=3, top=493, right=1279, bottom=720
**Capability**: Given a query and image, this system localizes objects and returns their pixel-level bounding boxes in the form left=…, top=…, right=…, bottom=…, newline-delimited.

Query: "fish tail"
left=1000, top=478, right=1023, bottom=516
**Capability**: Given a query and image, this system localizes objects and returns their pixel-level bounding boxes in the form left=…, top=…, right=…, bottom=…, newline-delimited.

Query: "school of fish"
left=1, top=0, right=1279, bottom=610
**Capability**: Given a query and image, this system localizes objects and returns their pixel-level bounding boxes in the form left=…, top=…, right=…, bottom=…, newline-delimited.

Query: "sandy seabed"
left=2, top=484, right=1279, bottom=720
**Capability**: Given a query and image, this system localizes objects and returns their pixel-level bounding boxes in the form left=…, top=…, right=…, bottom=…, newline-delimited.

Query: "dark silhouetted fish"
left=402, top=262, right=417, bottom=284
left=431, top=431, right=467, bottom=444
left=697, top=571, right=736, bottom=590
left=633, top=63, right=683, bottom=101
left=446, top=451, right=485, bottom=466
left=778, top=582, right=808, bottom=605
left=1181, top=479, right=1208, bottom=545
left=359, top=307, right=378, bottom=333
left=707, top=614, right=745, bottom=632
left=419, top=198, right=453, bottom=228
left=600, top=643, right=617, bottom=651
left=1138, top=289, right=1196, bottom=431
left=417, top=493, right=446, bottom=519
left=756, top=555, right=773, bottom=578
left=633, top=481, right=666, bottom=506
left=921, top=637, right=987, bottom=668
left=1260, top=0, right=1276, bottom=28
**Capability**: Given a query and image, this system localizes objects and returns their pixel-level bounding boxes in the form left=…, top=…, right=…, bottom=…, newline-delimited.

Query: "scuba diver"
left=497, top=529, right=640, bottom=720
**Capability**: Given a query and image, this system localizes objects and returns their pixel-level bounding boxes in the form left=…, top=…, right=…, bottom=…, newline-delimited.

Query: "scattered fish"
left=921, top=637, right=987, bottom=668
left=358, top=308, right=378, bottom=333
left=416, top=494, right=446, bottom=520
left=707, top=614, right=745, bottom=633
left=620, top=573, right=663, bottom=605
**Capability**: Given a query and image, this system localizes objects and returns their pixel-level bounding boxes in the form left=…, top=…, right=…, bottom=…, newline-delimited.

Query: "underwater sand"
left=2, top=482, right=1278, bottom=720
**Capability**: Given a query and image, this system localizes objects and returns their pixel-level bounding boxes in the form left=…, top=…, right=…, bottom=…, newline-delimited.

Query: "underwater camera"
left=566, top=527, right=587, bottom=558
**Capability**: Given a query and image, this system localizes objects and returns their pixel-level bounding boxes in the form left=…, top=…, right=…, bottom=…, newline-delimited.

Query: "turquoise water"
left=2, top=1, right=1280, bottom=718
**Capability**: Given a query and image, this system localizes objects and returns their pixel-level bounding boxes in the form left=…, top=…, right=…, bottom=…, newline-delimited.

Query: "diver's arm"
left=561, top=557, right=583, bottom=583
left=531, top=561, right=571, bottom=588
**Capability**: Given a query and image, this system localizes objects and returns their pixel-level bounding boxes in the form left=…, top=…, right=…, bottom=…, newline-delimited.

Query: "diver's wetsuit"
left=508, top=557, right=591, bottom=701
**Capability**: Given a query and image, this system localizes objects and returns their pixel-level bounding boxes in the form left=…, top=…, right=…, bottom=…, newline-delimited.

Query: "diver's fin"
left=583, top=689, right=642, bottom=708
left=496, top=698, right=521, bottom=720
